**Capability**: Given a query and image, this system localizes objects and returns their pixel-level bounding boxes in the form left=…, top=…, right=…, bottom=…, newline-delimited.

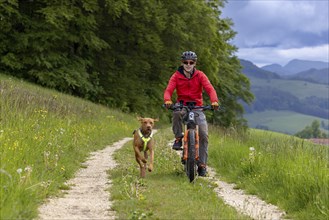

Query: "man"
left=164, top=51, right=219, bottom=176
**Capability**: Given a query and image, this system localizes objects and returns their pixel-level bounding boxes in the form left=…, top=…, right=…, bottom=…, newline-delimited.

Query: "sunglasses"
left=183, top=61, right=195, bottom=65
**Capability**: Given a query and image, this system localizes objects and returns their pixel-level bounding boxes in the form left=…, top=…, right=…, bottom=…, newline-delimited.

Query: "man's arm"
left=164, top=73, right=177, bottom=102
left=200, top=72, right=218, bottom=103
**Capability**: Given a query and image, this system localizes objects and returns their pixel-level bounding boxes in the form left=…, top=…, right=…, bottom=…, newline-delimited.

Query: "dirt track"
left=38, top=138, right=132, bottom=220
left=38, top=137, right=286, bottom=220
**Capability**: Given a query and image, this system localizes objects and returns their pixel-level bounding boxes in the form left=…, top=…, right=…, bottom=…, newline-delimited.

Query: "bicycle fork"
left=182, top=125, right=200, bottom=161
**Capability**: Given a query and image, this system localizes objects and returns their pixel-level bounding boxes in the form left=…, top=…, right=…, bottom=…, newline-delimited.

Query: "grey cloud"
left=222, top=0, right=329, bottom=48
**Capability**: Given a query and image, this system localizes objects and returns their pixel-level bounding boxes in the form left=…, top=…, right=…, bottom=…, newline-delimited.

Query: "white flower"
left=16, top=168, right=23, bottom=174
left=249, top=147, right=255, bottom=151
left=24, top=166, right=32, bottom=173
left=44, top=151, right=50, bottom=157
left=59, top=128, right=65, bottom=135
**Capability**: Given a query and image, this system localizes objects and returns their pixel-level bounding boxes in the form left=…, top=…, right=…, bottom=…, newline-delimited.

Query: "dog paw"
left=142, top=158, right=147, bottom=163
left=148, top=165, right=153, bottom=172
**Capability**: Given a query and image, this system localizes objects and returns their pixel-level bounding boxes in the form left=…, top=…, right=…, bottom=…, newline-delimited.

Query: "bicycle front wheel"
left=186, top=129, right=196, bottom=182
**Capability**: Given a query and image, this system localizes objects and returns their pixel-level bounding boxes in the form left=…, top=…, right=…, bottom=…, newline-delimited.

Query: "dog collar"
left=138, top=129, right=153, bottom=151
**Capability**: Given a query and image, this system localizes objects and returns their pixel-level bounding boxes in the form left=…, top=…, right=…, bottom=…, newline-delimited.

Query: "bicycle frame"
left=166, top=101, right=212, bottom=182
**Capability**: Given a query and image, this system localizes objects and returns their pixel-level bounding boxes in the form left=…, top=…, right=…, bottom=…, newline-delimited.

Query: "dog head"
left=137, top=117, right=159, bottom=133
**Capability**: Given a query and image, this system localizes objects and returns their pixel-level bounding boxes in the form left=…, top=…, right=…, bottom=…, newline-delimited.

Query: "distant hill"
left=261, top=63, right=291, bottom=75
left=289, top=68, right=329, bottom=84
left=239, top=59, right=280, bottom=79
left=240, top=59, right=329, bottom=135
left=261, top=59, right=329, bottom=76
left=285, top=59, right=328, bottom=74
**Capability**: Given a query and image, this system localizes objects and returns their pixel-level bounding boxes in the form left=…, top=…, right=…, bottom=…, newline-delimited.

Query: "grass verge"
left=109, top=127, right=249, bottom=219
left=0, top=76, right=137, bottom=219
left=209, top=127, right=329, bottom=220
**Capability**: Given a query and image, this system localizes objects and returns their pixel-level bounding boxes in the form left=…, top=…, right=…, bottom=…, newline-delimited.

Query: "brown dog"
left=133, top=117, right=158, bottom=178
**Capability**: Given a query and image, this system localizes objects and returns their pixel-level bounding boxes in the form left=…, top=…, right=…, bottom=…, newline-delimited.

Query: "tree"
left=1, top=0, right=254, bottom=128
left=295, top=120, right=328, bottom=138
left=1, top=0, right=107, bottom=98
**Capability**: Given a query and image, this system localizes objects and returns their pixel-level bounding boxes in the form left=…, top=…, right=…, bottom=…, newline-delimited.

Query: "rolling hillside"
left=261, top=59, right=329, bottom=75
left=289, top=68, right=329, bottom=84
left=240, top=59, right=329, bottom=135
left=1, top=74, right=328, bottom=220
left=244, top=110, right=329, bottom=135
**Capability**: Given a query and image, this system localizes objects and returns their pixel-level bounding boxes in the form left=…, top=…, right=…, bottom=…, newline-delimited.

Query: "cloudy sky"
left=221, top=0, right=329, bottom=67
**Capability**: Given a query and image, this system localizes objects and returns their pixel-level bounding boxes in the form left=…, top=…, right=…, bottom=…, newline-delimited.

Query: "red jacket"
left=164, top=67, right=218, bottom=106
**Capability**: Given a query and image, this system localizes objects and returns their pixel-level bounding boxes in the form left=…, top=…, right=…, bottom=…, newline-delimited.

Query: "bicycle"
left=165, top=101, right=213, bottom=182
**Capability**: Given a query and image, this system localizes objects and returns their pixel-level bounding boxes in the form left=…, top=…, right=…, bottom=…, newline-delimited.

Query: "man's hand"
left=211, top=102, right=219, bottom=110
left=164, top=100, right=173, bottom=109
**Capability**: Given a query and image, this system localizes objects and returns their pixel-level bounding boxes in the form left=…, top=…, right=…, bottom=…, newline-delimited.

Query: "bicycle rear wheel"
left=186, top=129, right=196, bottom=182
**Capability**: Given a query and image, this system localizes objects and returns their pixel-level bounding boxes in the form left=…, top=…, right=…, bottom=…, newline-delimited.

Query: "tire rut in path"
left=38, top=137, right=132, bottom=220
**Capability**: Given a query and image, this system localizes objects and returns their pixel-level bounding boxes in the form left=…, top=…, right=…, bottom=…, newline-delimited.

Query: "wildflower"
left=54, top=154, right=59, bottom=167
left=249, top=147, right=256, bottom=164
left=24, top=166, right=32, bottom=173
left=59, top=128, right=65, bottom=135
left=16, top=168, right=23, bottom=174
left=44, top=151, right=50, bottom=157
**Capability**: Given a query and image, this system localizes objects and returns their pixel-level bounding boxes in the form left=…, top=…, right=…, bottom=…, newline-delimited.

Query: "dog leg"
left=144, top=151, right=148, bottom=159
left=134, top=146, right=147, bottom=163
left=135, top=152, right=143, bottom=168
left=135, top=147, right=147, bottom=178
left=136, top=156, right=146, bottom=178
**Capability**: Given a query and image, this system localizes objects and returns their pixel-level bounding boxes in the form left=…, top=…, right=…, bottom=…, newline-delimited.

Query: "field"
left=209, top=128, right=329, bottom=220
left=245, top=110, right=329, bottom=135
left=1, top=74, right=328, bottom=220
left=250, top=78, right=329, bottom=99
left=0, top=75, right=137, bottom=219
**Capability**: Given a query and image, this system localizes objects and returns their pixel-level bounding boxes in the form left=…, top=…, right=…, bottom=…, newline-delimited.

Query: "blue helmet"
left=181, top=51, right=197, bottom=61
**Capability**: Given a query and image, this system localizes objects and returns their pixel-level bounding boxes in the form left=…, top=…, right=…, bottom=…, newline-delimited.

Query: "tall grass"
left=109, top=127, right=250, bottom=219
left=2, top=74, right=328, bottom=219
left=209, top=127, right=329, bottom=220
left=0, top=76, right=137, bottom=219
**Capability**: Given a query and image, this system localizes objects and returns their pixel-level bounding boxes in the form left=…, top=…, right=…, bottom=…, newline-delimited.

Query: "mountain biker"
left=163, top=51, right=219, bottom=176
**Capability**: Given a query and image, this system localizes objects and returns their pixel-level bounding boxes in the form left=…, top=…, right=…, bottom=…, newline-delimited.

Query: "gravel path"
left=38, top=137, right=286, bottom=220
left=38, top=138, right=132, bottom=220
left=206, top=167, right=286, bottom=220
left=173, top=147, right=286, bottom=220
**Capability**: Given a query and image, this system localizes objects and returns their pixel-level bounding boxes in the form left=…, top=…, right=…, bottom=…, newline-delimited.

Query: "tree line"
left=0, top=0, right=254, bottom=127
left=244, top=87, right=328, bottom=119
left=295, top=120, right=328, bottom=138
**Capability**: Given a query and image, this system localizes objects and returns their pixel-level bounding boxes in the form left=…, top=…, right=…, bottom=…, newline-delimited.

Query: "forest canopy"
left=0, top=0, right=253, bottom=127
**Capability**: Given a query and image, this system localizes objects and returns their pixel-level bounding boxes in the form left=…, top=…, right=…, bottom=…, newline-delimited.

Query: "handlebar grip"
left=162, top=103, right=175, bottom=110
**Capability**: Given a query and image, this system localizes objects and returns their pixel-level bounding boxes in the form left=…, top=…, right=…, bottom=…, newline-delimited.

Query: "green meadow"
left=1, top=75, right=328, bottom=219
left=245, top=110, right=329, bottom=134
left=209, top=128, right=329, bottom=220
left=250, top=78, right=329, bottom=99
left=0, top=76, right=137, bottom=219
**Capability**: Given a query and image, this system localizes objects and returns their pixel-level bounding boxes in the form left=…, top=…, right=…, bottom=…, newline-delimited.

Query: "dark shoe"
left=172, top=138, right=182, bottom=150
left=198, top=165, right=207, bottom=177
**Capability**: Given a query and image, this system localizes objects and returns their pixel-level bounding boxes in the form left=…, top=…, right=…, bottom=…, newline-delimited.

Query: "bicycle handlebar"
left=162, top=104, right=213, bottom=111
